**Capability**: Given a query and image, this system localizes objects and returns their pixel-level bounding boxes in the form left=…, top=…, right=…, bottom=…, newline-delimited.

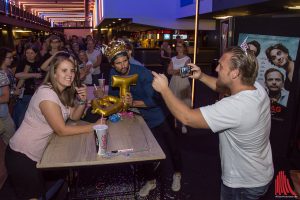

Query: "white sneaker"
left=138, top=179, right=156, bottom=197
left=172, top=173, right=181, bottom=192
left=181, top=125, right=188, bottom=134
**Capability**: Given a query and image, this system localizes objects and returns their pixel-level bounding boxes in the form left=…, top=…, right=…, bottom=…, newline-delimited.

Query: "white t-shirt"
left=200, top=82, right=273, bottom=188
left=86, top=49, right=101, bottom=75
left=9, top=85, right=71, bottom=162
left=171, top=56, right=190, bottom=70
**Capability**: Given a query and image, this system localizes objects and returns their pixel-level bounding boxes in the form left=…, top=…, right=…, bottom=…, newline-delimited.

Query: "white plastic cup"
left=98, top=79, right=105, bottom=90
left=93, top=124, right=108, bottom=156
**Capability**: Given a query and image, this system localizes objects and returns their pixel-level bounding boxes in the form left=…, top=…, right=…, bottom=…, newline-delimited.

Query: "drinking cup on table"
left=93, top=124, right=108, bottom=156
left=98, top=79, right=105, bottom=92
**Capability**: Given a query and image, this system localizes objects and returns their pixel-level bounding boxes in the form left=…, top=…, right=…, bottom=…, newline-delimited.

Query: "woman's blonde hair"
left=42, top=52, right=80, bottom=107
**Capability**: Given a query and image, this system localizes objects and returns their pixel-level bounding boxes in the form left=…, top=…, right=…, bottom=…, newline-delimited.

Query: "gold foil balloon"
left=91, top=96, right=123, bottom=117
left=111, top=74, right=138, bottom=110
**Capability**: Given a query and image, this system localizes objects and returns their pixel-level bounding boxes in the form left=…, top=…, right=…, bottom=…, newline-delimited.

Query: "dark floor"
left=1, top=68, right=299, bottom=200
left=0, top=128, right=293, bottom=200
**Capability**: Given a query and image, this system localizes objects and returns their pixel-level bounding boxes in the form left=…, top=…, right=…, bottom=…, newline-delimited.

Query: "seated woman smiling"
left=5, top=52, right=105, bottom=200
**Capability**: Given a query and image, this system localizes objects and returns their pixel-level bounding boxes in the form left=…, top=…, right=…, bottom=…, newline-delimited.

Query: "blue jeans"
left=13, top=95, right=32, bottom=129
left=221, top=182, right=270, bottom=200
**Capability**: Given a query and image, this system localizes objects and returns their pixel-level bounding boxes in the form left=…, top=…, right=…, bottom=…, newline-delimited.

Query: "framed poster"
left=220, top=18, right=234, bottom=56
left=238, top=33, right=300, bottom=120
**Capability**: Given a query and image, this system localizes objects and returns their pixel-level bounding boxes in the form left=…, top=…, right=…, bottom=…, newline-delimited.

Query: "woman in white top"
left=168, top=43, right=191, bottom=133
left=0, top=47, right=15, bottom=144
left=6, top=52, right=104, bottom=199
left=86, top=39, right=102, bottom=85
left=78, top=50, right=94, bottom=85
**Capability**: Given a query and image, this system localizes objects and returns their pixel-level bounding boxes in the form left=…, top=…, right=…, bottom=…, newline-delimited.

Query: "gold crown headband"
left=104, top=40, right=128, bottom=63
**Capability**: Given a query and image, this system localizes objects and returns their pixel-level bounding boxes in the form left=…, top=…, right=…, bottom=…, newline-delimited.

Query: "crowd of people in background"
left=0, top=32, right=277, bottom=200
left=0, top=33, right=191, bottom=199
left=0, top=32, right=191, bottom=143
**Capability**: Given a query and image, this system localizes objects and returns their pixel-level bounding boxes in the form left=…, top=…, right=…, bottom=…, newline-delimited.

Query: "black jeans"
left=5, top=145, right=46, bottom=199
left=144, top=120, right=182, bottom=181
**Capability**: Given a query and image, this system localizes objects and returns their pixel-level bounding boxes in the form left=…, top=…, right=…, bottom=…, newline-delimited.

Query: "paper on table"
left=106, top=116, right=149, bottom=154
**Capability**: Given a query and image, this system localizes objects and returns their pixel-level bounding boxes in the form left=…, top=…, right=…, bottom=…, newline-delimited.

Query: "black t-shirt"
left=16, top=60, right=43, bottom=95
left=40, top=52, right=52, bottom=66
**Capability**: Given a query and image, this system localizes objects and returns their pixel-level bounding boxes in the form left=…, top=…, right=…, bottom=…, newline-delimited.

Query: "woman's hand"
left=93, top=86, right=104, bottom=99
left=34, top=73, right=42, bottom=79
left=75, top=84, right=87, bottom=102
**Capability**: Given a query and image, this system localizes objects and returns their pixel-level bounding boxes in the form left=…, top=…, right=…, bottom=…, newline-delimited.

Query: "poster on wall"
left=221, top=22, right=229, bottom=55
left=238, top=33, right=300, bottom=120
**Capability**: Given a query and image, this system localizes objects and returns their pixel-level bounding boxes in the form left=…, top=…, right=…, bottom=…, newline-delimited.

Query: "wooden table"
left=37, top=115, right=165, bottom=169
left=37, top=115, right=166, bottom=199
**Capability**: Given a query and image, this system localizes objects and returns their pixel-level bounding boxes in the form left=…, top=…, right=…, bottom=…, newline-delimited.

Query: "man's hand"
left=187, top=63, right=203, bottom=80
left=151, top=71, right=169, bottom=93
left=122, top=92, right=133, bottom=106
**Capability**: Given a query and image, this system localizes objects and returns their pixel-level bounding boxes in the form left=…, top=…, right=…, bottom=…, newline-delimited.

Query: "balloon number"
left=91, top=95, right=123, bottom=117
left=91, top=74, right=138, bottom=117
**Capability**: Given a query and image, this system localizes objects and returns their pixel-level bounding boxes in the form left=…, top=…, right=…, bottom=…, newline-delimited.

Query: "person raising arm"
left=152, top=46, right=273, bottom=200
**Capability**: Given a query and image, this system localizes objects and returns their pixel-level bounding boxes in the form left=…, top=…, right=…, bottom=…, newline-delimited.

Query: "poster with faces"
left=238, top=33, right=300, bottom=120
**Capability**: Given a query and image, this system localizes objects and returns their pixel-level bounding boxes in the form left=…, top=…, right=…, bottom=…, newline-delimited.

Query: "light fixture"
left=13, top=30, right=32, bottom=33
left=112, top=21, right=115, bottom=24
left=118, top=18, right=121, bottom=21
left=214, top=16, right=232, bottom=19
left=286, top=5, right=300, bottom=9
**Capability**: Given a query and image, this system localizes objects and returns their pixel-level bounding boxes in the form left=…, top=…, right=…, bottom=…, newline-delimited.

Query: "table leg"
left=132, top=164, right=138, bottom=200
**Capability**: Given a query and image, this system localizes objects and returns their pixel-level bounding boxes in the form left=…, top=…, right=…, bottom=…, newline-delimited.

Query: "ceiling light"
left=13, top=30, right=32, bottom=33
left=214, top=16, right=232, bottom=19
left=286, top=6, right=300, bottom=9
left=112, top=21, right=115, bottom=23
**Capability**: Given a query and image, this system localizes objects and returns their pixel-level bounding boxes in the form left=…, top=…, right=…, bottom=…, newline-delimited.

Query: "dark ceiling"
left=190, top=0, right=300, bottom=19
left=99, top=0, right=300, bottom=33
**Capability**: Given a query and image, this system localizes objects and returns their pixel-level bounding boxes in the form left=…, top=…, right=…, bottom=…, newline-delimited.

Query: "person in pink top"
left=5, top=52, right=104, bottom=199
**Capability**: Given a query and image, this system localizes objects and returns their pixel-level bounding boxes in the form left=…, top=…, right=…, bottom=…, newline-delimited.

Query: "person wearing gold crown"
left=105, top=39, right=183, bottom=197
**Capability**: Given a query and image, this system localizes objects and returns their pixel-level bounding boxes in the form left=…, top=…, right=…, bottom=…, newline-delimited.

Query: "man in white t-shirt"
left=152, top=46, right=274, bottom=200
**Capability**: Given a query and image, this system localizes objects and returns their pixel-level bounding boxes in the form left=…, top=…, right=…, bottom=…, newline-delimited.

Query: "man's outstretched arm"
left=152, top=71, right=209, bottom=129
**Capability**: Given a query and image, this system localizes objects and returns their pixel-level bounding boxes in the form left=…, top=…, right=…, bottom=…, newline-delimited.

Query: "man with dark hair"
left=152, top=46, right=273, bottom=200
left=265, top=43, right=294, bottom=91
left=264, top=68, right=289, bottom=107
left=105, top=40, right=183, bottom=197
left=247, top=40, right=261, bottom=57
